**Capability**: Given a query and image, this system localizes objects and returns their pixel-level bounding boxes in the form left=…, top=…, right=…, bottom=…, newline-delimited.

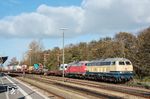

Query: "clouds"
left=0, top=4, right=84, bottom=38
left=37, top=5, right=84, bottom=36
left=81, top=0, right=150, bottom=34
left=0, top=0, right=150, bottom=38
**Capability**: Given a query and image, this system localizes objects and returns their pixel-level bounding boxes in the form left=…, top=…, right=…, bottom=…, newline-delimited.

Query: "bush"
left=142, top=76, right=150, bottom=82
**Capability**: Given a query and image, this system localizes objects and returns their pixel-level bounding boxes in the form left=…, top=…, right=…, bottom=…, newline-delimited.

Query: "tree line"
left=19, top=27, right=150, bottom=78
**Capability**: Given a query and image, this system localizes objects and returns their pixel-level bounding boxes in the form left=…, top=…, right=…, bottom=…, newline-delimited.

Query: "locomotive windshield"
left=119, top=61, right=125, bottom=65
left=125, top=61, right=131, bottom=65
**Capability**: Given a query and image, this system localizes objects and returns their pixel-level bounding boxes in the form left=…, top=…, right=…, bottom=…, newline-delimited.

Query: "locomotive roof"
left=79, top=61, right=89, bottom=63
left=68, top=61, right=89, bottom=66
left=89, top=58, right=130, bottom=63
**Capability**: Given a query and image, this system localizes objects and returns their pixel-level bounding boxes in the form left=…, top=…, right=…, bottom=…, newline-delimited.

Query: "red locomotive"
left=65, top=61, right=88, bottom=78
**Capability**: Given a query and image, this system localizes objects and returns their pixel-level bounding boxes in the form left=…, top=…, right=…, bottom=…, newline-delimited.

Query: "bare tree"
left=22, top=40, right=44, bottom=66
left=8, top=57, right=19, bottom=66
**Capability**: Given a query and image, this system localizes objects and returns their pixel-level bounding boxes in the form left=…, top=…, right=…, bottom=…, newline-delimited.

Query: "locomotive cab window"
left=111, top=61, right=115, bottom=65
left=126, top=61, right=131, bottom=65
left=119, top=61, right=125, bottom=65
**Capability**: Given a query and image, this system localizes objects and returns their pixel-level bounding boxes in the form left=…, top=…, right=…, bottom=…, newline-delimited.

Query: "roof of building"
left=0, top=56, right=8, bottom=64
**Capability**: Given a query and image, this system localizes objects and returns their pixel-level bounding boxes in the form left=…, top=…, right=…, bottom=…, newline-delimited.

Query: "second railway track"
left=9, top=73, right=150, bottom=99
left=43, top=75, right=150, bottom=98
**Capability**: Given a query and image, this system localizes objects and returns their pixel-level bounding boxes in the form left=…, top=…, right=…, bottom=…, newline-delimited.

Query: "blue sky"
left=0, top=0, right=82, bottom=18
left=0, top=0, right=150, bottom=65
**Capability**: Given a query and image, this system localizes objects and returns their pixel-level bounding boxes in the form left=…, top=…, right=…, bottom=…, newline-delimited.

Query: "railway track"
left=8, top=73, right=121, bottom=99
left=8, top=73, right=150, bottom=99
left=17, top=77, right=65, bottom=99
left=23, top=75, right=123, bottom=99
left=42, top=75, right=150, bottom=98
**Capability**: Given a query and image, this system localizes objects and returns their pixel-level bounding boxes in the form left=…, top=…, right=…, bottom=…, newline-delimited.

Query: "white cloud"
left=81, top=0, right=150, bottom=34
left=37, top=5, right=84, bottom=36
left=0, top=0, right=150, bottom=38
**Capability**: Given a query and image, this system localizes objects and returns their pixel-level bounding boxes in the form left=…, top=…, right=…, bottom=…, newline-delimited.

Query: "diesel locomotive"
left=65, top=58, right=133, bottom=83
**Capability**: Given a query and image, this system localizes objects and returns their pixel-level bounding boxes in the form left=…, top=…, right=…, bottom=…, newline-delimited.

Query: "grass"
left=125, top=76, right=150, bottom=89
